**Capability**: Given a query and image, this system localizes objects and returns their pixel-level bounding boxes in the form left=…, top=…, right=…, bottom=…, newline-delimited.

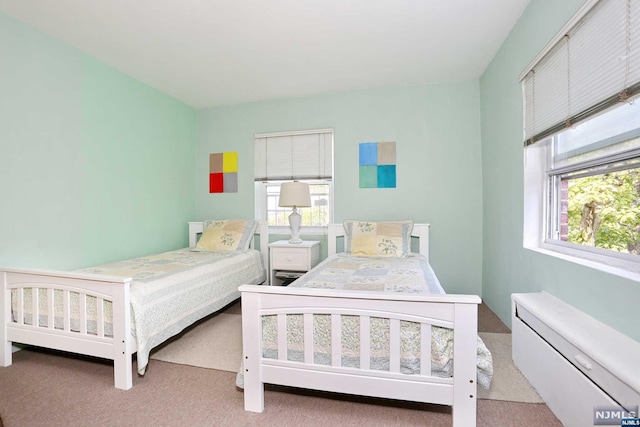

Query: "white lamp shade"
left=278, top=182, right=311, bottom=207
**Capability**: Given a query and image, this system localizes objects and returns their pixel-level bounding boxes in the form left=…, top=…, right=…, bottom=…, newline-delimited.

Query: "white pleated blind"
left=632, top=0, right=640, bottom=85
left=522, top=0, right=640, bottom=145
left=523, top=39, right=569, bottom=142
left=254, top=129, right=333, bottom=181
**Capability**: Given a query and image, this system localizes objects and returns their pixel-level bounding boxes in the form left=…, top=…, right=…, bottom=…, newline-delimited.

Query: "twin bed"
left=1, top=219, right=490, bottom=426
left=239, top=221, right=492, bottom=427
left=1, top=219, right=268, bottom=389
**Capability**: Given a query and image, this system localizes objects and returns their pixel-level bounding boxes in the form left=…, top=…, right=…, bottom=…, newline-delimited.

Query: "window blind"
left=522, top=0, right=640, bottom=146
left=254, top=129, right=333, bottom=181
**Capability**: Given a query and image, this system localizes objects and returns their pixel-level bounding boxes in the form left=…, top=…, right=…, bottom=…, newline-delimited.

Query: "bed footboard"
left=239, top=285, right=480, bottom=427
left=1, top=268, right=134, bottom=390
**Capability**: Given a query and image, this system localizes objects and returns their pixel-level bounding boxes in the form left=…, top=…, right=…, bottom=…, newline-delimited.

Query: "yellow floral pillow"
left=344, top=220, right=413, bottom=257
left=196, top=219, right=258, bottom=252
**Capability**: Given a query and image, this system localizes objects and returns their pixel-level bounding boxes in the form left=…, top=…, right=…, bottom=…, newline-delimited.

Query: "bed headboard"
left=187, top=221, right=270, bottom=274
left=327, top=223, right=430, bottom=262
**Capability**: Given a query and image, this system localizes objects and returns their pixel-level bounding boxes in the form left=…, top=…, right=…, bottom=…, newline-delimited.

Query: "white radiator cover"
left=511, top=292, right=640, bottom=427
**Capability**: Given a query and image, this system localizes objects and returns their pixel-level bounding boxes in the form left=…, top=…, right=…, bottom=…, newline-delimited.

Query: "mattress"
left=238, top=253, right=493, bottom=389
left=12, top=248, right=266, bottom=374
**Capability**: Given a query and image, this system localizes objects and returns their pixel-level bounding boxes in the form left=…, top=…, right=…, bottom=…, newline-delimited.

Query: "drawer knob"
left=287, top=256, right=292, bottom=261
left=574, top=354, right=592, bottom=370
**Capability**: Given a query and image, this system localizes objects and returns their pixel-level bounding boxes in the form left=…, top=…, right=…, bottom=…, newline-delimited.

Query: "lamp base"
left=288, top=208, right=303, bottom=244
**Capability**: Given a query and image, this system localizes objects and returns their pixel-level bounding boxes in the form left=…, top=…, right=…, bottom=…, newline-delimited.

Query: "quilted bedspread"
left=290, top=253, right=445, bottom=294
left=13, top=248, right=265, bottom=375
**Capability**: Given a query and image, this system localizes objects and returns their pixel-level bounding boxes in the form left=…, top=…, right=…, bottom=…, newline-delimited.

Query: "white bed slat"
left=421, top=323, right=432, bottom=376
left=390, top=318, right=400, bottom=373
left=303, top=313, right=313, bottom=364
left=360, top=316, right=371, bottom=370
left=63, top=290, right=70, bottom=331
left=31, top=287, right=38, bottom=327
left=277, top=314, right=287, bottom=361
left=47, top=288, right=54, bottom=330
left=16, top=288, right=24, bottom=325
left=331, top=314, right=341, bottom=366
left=79, top=293, right=87, bottom=335
left=97, top=297, right=105, bottom=337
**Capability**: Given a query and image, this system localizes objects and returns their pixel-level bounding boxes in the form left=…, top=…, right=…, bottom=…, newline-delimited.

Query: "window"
left=261, top=180, right=331, bottom=227
left=546, top=102, right=640, bottom=256
left=522, top=0, right=640, bottom=276
left=254, top=129, right=333, bottom=233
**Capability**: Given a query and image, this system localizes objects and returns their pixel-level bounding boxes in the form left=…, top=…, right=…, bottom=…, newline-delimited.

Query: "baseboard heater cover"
left=511, top=292, right=640, bottom=427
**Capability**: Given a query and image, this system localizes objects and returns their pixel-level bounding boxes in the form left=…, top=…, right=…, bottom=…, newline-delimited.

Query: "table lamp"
left=278, top=182, right=311, bottom=244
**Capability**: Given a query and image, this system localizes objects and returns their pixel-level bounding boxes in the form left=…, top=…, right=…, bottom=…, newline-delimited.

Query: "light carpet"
left=150, top=313, right=242, bottom=373
left=478, top=332, right=544, bottom=403
left=150, top=314, right=543, bottom=403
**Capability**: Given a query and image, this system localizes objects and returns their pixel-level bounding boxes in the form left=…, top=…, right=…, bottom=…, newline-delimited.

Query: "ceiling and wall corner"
left=0, top=11, right=198, bottom=270
left=0, top=0, right=529, bottom=307
left=21, top=1, right=638, bottom=334
left=0, top=0, right=531, bottom=109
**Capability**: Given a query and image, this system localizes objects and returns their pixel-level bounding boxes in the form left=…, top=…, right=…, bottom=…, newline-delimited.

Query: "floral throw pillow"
left=196, top=219, right=258, bottom=252
left=344, top=220, right=413, bottom=257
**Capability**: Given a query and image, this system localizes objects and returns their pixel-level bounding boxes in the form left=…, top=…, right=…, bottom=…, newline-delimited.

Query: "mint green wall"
left=10, top=2, right=630, bottom=342
left=0, top=13, right=197, bottom=270
left=480, top=0, right=640, bottom=342
left=197, top=83, right=483, bottom=294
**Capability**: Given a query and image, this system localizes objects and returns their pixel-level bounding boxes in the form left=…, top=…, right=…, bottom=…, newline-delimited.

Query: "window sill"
left=268, top=225, right=327, bottom=236
left=524, top=243, right=640, bottom=283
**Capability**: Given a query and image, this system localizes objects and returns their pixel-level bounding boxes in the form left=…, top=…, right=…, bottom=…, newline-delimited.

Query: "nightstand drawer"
left=268, top=240, right=321, bottom=286
left=271, top=249, right=309, bottom=271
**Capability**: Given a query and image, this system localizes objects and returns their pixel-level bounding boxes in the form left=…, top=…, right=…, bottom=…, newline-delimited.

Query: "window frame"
left=255, top=179, right=334, bottom=236
left=520, top=0, right=640, bottom=280
left=524, top=135, right=640, bottom=280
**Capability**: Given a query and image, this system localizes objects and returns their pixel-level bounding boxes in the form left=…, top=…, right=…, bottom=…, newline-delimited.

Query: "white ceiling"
left=1, top=0, right=530, bottom=109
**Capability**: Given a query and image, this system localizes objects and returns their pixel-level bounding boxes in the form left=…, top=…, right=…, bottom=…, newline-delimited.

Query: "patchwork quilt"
left=12, top=248, right=266, bottom=375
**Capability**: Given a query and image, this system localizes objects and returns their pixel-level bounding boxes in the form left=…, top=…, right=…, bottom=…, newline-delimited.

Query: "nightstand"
left=269, top=240, right=320, bottom=286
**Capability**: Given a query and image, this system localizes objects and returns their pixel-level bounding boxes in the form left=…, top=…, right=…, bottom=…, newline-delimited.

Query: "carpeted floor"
left=477, top=333, right=543, bottom=403
left=151, top=313, right=244, bottom=372
left=0, top=300, right=562, bottom=426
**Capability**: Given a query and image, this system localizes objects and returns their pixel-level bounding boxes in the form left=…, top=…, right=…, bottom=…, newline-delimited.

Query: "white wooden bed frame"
left=1, top=221, right=268, bottom=390
left=240, top=223, right=482, bottom=427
